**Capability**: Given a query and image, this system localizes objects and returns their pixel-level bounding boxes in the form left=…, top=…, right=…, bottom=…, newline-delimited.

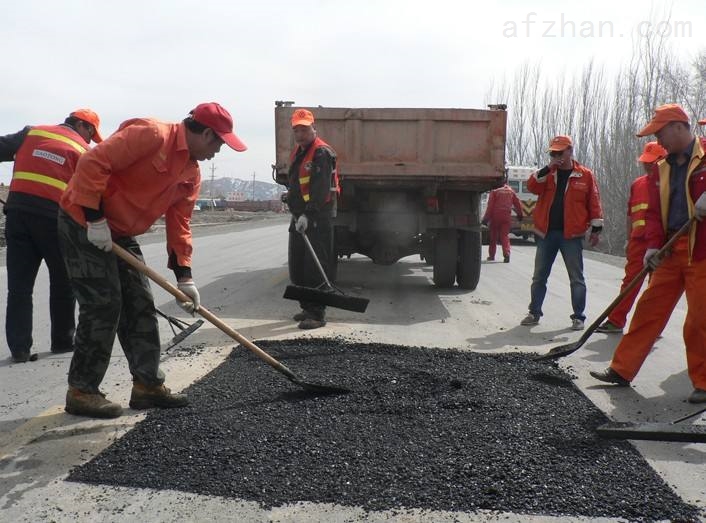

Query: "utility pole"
left=209, top=163, right=217, bottom=210
left=252, top=171, right=256, bottom=201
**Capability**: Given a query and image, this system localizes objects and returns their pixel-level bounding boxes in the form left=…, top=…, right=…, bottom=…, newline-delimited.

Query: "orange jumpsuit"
left=610, top=138, right=706, bottom=390
left=606, top=175, right=650, bottom=328
left=482, top=184, right=522, bottom=259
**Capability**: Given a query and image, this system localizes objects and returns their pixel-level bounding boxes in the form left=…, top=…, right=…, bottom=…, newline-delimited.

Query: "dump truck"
left=273, top=102, right=507, bottom=290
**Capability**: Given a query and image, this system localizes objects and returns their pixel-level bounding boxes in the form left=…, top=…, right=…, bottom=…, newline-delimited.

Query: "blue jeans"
left=528, top=230, right=586, bottom=321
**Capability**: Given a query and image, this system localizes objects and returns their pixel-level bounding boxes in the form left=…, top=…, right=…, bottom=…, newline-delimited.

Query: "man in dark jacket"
left=285, top=109, right=338, bottom=329
left=1, top=109, right=102, bottom=363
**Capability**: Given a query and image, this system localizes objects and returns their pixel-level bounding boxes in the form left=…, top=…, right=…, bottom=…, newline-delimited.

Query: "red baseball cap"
left=190, top=102, right=247, bottom=152
left=699, top=118, right=706, bottom=125
left=547, top=135, right=573, bottom=152
left=637, top=103, right=689, bottom=137
left=70, top=108, right=103, bottom=143
left=291, top=109, right=315, bottom=127
left=637, top=141, right=667, bottom=163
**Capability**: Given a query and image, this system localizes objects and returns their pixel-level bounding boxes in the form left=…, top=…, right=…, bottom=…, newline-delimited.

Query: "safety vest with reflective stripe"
left=290, top=136, right=339, bottom=203
left=628, top=175, right=649, bottom=239
left=10, top=125, right=88, bottom=203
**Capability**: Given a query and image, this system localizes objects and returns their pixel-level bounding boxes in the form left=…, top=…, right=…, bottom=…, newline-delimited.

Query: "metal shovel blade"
left=533, top=341, right=580, bottom=361
left=596, top=422, right=706, bottom=443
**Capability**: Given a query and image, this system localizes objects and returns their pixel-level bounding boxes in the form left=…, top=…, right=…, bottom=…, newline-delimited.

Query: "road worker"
left=58, top=102, right=246, bottom=418
left=1, top=109, right=102, bottom=363
left=591, top=104, right=706, bottom=404
left=596, top=141, right=667, bottom=334
left=482, top=182, right=523, bottom=263
left=520, top=135, right=603, bottom=331
left=285, top=109, right=339, bottom=330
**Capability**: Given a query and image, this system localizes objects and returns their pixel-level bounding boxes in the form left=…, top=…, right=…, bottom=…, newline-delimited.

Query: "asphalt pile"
left=69, top=338, right=700, bottom=522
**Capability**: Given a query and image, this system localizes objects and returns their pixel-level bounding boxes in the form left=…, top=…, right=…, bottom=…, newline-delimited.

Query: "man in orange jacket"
left=482, top=182, right=523, bottom=263
left=596, top=141, right=667, bottom=334
left=1, top=109, right=102, bottom=363
left=58, top=102, right=247, bottom=418
left=591, top=104, right=706, bottom=404
left=520, top=135, right=603, bottom=331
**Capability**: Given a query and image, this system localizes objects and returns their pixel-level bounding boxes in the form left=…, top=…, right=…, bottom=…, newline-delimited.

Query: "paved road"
left=0, top=221, right=704, bottom=522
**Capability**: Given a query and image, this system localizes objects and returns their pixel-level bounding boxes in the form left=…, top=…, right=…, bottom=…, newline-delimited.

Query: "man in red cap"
left=591, top=103, right=706, bottom=404
left=521, top=135, right=603, bottom=331
left=596, top=141, right=667, bottom=334
left=285, top=108, right=339, bottom=329
left=1, top=109, right=102, bottom=363
left=57, top=102, right=247, bottom=418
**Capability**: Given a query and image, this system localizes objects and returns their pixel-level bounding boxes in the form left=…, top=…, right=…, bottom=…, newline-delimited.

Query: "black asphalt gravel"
left=68, top=338, right=701, bottom=522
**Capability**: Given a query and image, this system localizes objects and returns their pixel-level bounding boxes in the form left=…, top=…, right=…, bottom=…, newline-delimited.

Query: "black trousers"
left=288, top=216, right=332, bottom=320
left=4, top=209, right=75, bottom=356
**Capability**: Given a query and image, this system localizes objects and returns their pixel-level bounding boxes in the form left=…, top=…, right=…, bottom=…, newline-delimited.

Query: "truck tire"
left=457, top=230, right=481, bottom=290
left=433, top=229, right=458, bottom=288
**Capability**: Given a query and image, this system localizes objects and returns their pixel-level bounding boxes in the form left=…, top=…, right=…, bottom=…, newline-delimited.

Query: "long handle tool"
left=155, top=308, right=204, bottom=350
left=283, top=231, right=369, bottom=313
left=112, top=243, right=349, bottom=394
left=535, top=217, right=695, bottom=361
left=596, top=406, right=706, bottom=443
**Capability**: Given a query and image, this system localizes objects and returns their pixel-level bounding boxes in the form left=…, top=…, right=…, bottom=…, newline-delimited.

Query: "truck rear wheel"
left=433, top=229, right=458, bottom=288
left=457, top=230, right=481, bottom=290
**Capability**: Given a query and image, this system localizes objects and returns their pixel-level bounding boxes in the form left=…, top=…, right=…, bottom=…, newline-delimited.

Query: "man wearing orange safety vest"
left=482, top=182, right=523, bottom=263
left=285, top=109, right=339, bottom=330
left=58, top=102, right=247, bottom=419
left=596, top=141, right=667, bottom=334
left=1, top=109, right=102, bottom=363
left=591, top=104, right=706, bottom=404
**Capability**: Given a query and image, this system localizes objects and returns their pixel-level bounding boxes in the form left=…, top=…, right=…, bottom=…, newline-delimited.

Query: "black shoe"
left=503, top=255, right=510, bottom=263
left=589, top=367, right=630, bottom=387
left=292, top=311, right=312, bottom=322
left=51, top=346, right=75, bottom=354
left=11, top=353, right=38, bottom=363
left=298, top=318, right=327, bottom=330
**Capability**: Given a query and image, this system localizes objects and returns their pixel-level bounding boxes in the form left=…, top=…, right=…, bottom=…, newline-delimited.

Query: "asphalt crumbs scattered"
left=68, top=338, right=701, bottom=522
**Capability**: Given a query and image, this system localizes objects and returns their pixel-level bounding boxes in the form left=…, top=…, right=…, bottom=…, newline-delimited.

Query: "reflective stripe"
left=632, top=219, right=646, bottom=229
left=12, top=171, right=68, bottom=191
left=299, top=176, right=310, bottom=184
left=27, top=129, right=87, bottom=154
left=630, top=203, right=648, bottom=213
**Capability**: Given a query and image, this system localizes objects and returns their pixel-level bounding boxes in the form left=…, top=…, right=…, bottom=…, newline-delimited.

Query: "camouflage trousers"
left=57, top=210, right=164, bottom=393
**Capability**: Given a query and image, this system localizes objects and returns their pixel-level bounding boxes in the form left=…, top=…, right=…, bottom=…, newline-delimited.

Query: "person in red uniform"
left=1, top=109, right=102, bottom=363
left=482, top=182, right=523, bottom=263
left=590, top=104, right=706, bottom=404
left=596, top=141, right=667, bottom=334
left=58, top=102, right=247, bottom=418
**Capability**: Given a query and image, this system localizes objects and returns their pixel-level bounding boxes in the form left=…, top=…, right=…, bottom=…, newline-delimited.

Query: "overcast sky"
left=1, top=0, right=704, bottom=185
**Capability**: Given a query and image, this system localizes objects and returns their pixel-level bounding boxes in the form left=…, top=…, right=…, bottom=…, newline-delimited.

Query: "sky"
left=1, top=0, right=704, bottom=185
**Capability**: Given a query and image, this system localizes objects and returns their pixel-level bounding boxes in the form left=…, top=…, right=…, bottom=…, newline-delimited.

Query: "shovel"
left=535, top=217, right=695, bottom=361
left=596, top=406, right=706, bottom=443
left=112, top=243, right=349, bottom=394
left=283, top=231, right=369, bottom=313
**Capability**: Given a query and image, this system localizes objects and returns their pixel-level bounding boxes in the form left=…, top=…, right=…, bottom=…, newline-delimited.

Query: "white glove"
left=295, top=214, right=308, bottom=233
left=695, top=193, right=706, bottom=221
left=177, top=281, right=200, bottom=315
left=643, top=248, right=660, bottom=271
left=86, top=219, right=112, bottom=252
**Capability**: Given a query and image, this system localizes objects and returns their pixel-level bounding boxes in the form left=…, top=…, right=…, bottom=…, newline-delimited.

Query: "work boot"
left=503, top=254, right=510, bottom=263
left=129, top=382, right=188, bottom=410
left=589, top=367, right=630, bottom=387
left=596, top=321, right=623, bottom=334
left=51, top=345, right=75, bottom=354
left=292, top=310, right=312, bottom=322
left=486, top=256, right=494, bottom=261
left=11, top=352, right=38, bottom=363
left=298, top=318, right=327, bottom=330
left=688, top=388, right=706, bottom=404
left=520, top=313, right=539, bottom=326
left=65, top=386, right=123, bottom=418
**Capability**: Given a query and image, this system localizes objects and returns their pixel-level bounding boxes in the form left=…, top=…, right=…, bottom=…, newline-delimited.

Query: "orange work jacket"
left=527, top=160, right=604, bottom=239
left=628, top=175, right=650, bottom=239
left=290, top=136, right=339, bottom=204
left=60, top=118, right=200, bottom=267
left=10, top=125, right=88, bottom=203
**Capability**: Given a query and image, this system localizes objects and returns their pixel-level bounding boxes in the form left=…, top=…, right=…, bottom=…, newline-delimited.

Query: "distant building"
left=226, top=191, right=246, bottom=202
